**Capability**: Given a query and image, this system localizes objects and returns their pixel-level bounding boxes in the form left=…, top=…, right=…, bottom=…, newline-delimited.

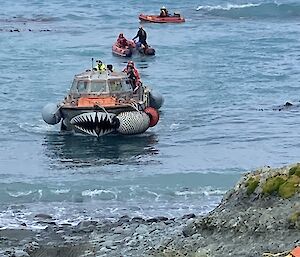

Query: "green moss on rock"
left=262, top=176, right=286, bottom=196
left=287, top=175, right=300, bottom=185
left=289, top=165, right=300, bottom=177
left=278, top=181, right=297, bottom=198
left=278, top=175, right=300, bottom=198
left=288, top=211, right=300, bottom=229
left=245, top=177, right=259, bottom=195
left=289, top=211, right=300, bottom=223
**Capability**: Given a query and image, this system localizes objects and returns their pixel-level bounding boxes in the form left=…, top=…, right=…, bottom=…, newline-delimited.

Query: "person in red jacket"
left=123, top=61, right=141, bottom=92
left=117, top=33, right=128, bottom=48
left=123, top=61, right=140, bottom=80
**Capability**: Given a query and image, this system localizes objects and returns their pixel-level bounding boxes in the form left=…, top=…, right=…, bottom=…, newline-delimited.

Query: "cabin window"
left=123, top=80, right=133, bottom=91
left=90, top=81, right=107, bottom=93
left=109, top=80, right=122, bottom=92
left=77, top=81, right=88, bottom=93
left=109, top=79, right=132, bottom=92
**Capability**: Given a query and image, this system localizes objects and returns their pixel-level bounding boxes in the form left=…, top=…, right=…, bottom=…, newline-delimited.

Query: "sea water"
left=0, top=0, right=300, bottom=228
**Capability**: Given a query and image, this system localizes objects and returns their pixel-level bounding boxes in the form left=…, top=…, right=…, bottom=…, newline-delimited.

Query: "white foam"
left=82, top=189, right=117, bottom=199
left=175, top=188, right=226, bottom=196
left=38, top=189, right=43, bottom=199
left=145, top=190, right=160, bottom=201
left=196, top=3, right=261, bottom=11
left=50, top=189, right=70, bottom=194
left=7, top=190, right=33, bottom=197
left=0, top=209, right=47, bottom=231
left=170, top=123, right=180, bottom=130
left=18, top=121, right=59, bottom=135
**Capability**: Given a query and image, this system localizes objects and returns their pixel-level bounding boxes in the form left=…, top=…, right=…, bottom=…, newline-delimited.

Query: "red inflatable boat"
left=112, top=40, right=136, bottom=57
left=139, top=13, right=185, bottom=23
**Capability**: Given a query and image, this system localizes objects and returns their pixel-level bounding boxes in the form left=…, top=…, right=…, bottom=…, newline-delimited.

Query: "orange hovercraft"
left=42, top=60, right=164, bottom=137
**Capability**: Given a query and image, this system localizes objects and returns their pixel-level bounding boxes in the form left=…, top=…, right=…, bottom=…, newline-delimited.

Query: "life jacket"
left=95, top=63, right=106, bottom=72
left=133, top=67, right=140, bottom=81
left=117, top=37, right=128, bottom=47
left=124, top=66, right=140, bottom=88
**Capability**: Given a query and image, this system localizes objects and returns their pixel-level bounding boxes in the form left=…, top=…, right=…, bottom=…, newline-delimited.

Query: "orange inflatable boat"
left=139, top=13, right=185, bottom=23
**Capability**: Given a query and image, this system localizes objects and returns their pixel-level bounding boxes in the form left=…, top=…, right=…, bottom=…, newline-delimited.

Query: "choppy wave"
left=7, top=190, right=33, bottom=198
left=50, top=189, right=70, bottom=194
left=0, top=15, right=60, bottom=23
left=0, top=181, right=226, bottom=204
left=0, top=171, right=238, bottom=206
left=196, top=2, right=300, bottom=19
left=81, top=189, right=118, bottom=200
left=174, top=187, right=226, bottom=197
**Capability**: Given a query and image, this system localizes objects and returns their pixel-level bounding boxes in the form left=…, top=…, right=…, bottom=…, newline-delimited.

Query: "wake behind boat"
left=42, top=62, right=164, bottom=137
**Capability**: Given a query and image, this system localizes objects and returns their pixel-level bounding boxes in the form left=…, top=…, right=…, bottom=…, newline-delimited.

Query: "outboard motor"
left=144, top=47, right=155, bottom=56
left=42, top=103, right=62, bottom=125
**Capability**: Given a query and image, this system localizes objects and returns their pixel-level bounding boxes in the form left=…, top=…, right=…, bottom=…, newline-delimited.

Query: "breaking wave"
left=196, top=2, right=300, bottom=19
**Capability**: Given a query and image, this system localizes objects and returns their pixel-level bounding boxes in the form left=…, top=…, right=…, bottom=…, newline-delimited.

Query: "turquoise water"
left=0, top=0, right=300, bottom=228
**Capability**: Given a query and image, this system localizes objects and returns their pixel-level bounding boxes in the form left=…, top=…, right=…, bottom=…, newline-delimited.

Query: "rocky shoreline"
left=1, top=164, right=300, bottom=257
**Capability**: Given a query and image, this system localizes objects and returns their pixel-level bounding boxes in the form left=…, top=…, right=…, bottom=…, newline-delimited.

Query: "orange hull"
left=112, top=41, right=135, bottom=57
left=77, top=97, right=117, bottom=107
left=139, top=14, right=185, bottom=23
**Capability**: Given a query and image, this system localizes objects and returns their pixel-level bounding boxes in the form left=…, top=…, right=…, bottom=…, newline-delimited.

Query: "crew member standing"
left=132, top=26, right=148, bottom=48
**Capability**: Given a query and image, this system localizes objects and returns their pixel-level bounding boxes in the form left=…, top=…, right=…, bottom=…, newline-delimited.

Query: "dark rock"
left=284, top=102, right=293, bottom=106
left=146, top=218, right=158, bottom=223
left=146, top=216, right=168, bottom=223
left=34, top=214, right=53, bottom=220
left=182, top=213, right=196, bottom=219
left=119, top=215, right=130, bottom=223
left=75, top=220, right=98, bottom=231
left=131, top=217, right=145, bottom=223
left=164, top=219, right=175, bottom=225
left=156, top=216, right=169, bottom=222
left=37, top=220, right=57, bottom=226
